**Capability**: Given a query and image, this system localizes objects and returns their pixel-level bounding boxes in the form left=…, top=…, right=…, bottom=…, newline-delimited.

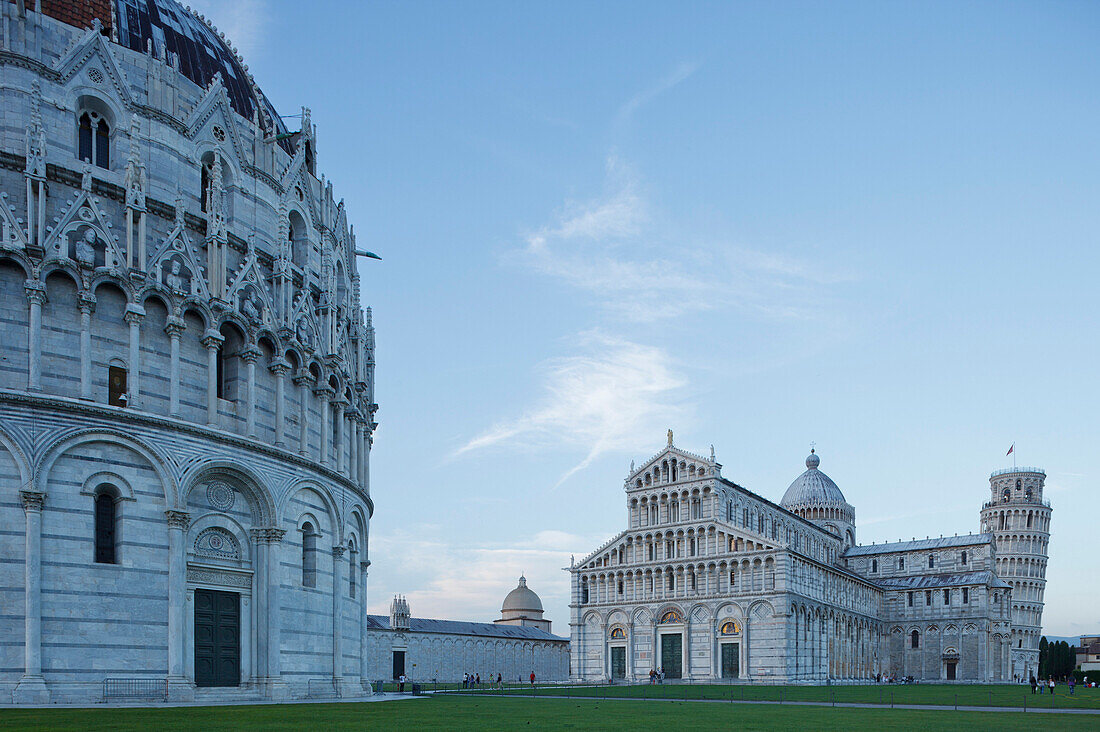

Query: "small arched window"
left=301, top=522, right=317, bottom=587
left=348, top=542, right=358, bottom=598
left=581, top=578, right=589, bottom=604
left=871, top=559, right=878, bottom=573
left=928, top=555, right=935, bottom=569
left=1002, top=488, right=1010, bottom=502
left=94, top=491, right=117, bottom=564
left=79, top=110, right=110, bottom=169
left=911, top=630, right=920, bottom=649
left=960, top=551, right=967, bottom=565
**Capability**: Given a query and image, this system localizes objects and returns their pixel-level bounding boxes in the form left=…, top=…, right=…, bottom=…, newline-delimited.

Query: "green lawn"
left=1, top=696, right=1097, bottom=731
left=486, top=680, right=1100, bottom=710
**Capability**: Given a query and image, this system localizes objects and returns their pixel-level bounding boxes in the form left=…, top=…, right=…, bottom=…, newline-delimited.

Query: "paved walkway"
left=441, top=691, right=1100, bottom=715
left=0, top=692, right=423, bottom=710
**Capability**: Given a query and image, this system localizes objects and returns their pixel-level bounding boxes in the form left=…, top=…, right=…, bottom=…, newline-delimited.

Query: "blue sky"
left=197, top=0, right=1099, bottom=637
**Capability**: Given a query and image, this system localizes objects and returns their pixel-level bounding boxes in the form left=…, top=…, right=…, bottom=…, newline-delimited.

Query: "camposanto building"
left=0, top=1, right=376, bottom=703
left=568, top=435, right=1050, bottom=683
left=362, top=583, right=569, bottom=683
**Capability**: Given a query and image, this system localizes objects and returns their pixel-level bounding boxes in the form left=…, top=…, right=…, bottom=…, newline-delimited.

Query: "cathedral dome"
left=780, top=451, right=847, bottom=508
left=501, top=576, right=544, bottom=613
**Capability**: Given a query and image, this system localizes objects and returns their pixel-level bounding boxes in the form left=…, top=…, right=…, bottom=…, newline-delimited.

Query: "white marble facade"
left=0, top=2, right=375, bottom=703
left=569, top=437, right=1050, bottom=683
left=361, top=596, right=569, bottom=683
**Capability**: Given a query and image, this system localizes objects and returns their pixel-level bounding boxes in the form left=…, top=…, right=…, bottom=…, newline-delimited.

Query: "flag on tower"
left=1006, top=443, right=1014, bottom=456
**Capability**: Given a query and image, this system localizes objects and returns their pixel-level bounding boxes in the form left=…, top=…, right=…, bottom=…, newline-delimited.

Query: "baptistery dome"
left=0, top=1, right=375, bottom=704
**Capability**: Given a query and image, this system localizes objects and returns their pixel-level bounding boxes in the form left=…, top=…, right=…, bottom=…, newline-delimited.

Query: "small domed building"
left=496, top=576, right=553, bottom=632
left=0, top=1, right=375, bottom=703
left=363, top=586, right=568, bottom=683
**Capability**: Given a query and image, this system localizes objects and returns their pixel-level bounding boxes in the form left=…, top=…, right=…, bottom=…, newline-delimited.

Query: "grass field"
left=1, top=695, right=1098, bottom=731
left=482, top=680, right=1100, bottom=710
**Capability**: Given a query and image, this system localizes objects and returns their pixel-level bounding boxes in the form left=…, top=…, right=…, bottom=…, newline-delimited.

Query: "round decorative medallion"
left=206, top=481, right=235, bottom=511
left=212, top=125, right=226, bottom=142
left=88, top=67, right=104, bottom=84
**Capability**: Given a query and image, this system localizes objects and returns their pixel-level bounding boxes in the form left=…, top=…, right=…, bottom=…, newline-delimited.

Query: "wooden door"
left=194, top=589, right=240, bottom=687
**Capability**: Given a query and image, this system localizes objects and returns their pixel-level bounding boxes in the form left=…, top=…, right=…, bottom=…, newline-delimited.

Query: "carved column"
left=250, top=527, right=288, bottom=699
left=124, top=305, right=144, bottom=408
left=165, top=510, right=192, bottom=699
left=331, top=545, right=346, bottom=686
left=25, top=282, right=45, bottom=392
left=241, top=346, right=260, bottom=438
left=294, top=372, right=313, bottom=455
left=165, top=316, right=184, bottom=415
left=359, top=560, right=371, bottom=691
left=331, top=398, right=347, bottom=475
left=315, top=387, right=334, bottom=466
left=79, top=294, right=95, bottom=400
left=348, top=413, right=359, bottom=487
left=201, top=330, right=223, bottom=427
left=270, top=359, right=290, bottom=447
left=13, top=491, right=48, bottom=703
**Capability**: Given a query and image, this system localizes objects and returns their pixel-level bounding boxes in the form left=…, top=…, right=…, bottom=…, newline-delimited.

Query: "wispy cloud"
left=515, top=156, right=853, bottom=324
left=188, top=0, right=270, bottom=63
left=617, top=61, right=700, bottom=125
left=455, top=331, right=689, bottom=485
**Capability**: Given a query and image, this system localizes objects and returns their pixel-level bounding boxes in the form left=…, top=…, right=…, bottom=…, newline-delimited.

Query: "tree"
left=1039, top=636, right=1049, bottom=678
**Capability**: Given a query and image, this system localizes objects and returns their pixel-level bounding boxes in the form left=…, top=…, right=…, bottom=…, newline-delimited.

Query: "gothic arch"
left=180, top=460, right=275, bottom=525
left=281, top=480, right=340, bottom=541
left=0, top=424, right=32, bottom=492
left=35, top=428, right=176, bottom=506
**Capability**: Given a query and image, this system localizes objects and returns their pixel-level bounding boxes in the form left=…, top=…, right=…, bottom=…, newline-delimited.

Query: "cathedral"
left=0, top=1, right=374, bottom=703
left=569, top=435, right=1050, bottom=683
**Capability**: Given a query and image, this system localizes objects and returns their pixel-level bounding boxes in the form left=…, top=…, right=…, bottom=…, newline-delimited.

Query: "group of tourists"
left=647, top=668, right=666, bottom=684
left=874, top=673, right=914, bottom=684
left=1030, top=675, right=1079, bottom=695
left=461, top=672, right=536, bottom=689
left=462, top=672, right=502, bottom=689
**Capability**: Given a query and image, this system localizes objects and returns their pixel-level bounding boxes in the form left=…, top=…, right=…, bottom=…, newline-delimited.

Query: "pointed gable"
left=55, top=23, right=134, bottom=109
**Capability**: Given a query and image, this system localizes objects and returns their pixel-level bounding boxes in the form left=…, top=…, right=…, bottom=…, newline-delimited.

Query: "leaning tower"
left=979, top=468, right=1051, bottom=682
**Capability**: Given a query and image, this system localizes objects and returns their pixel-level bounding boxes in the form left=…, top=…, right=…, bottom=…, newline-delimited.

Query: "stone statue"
left=667, top=428, right=674, bottom=446
left=75, top=228, right=97, bottom=267
left=296, top=320, right=311, bottom=348
left=242, top=293, right=261, bottom=324
left=165, top=259, right=185, bottom=292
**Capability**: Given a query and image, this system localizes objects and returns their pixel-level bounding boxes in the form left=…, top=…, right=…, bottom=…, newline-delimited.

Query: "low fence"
left=102, top=678, right=168, bottom=702
left=433, top=678, right=1099, bottom=712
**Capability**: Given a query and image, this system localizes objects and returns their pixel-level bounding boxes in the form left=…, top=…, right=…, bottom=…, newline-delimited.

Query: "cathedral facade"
left=0, top=1, right=375, bottom=703
left=568, top=436, right=1050, bottom=683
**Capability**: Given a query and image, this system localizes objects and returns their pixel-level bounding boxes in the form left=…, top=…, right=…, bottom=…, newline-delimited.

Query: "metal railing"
left=990, top=467, right=1045, bottom=477
left=102, top=678, right=168, bottom=701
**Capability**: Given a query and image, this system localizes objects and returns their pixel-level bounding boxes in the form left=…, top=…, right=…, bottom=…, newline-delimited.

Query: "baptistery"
left=0, top=1, right=375, bottom=702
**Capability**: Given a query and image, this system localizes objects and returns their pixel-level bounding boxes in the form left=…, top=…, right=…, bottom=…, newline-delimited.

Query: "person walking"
left=530, top=671, right=536, bottom=687
left=1069, top=675, right=1076, bottom=695
left=1049, top=677, right=1055, bottom=695
left=1030, top=674, right=1037, bottom=694
left=496, top=672, right=503, bottom=690
left=398, top=673, right=406, bottom=693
